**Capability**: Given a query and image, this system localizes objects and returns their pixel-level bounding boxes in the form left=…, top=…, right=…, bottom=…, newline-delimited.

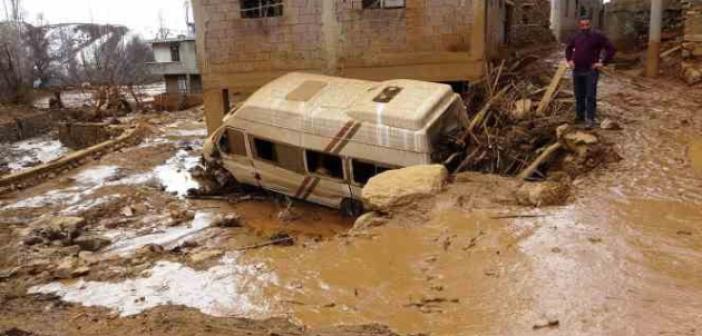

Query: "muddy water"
left=16, top=75, right=702, bottom=335
left=688, top=138, right=702, bottom=175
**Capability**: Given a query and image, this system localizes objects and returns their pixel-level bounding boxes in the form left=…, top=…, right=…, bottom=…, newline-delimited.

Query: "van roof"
left=229, top=72, right=458, bottom=153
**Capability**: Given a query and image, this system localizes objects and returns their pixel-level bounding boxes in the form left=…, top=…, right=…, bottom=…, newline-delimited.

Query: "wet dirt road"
left=1, top=66, right=702, bottom=335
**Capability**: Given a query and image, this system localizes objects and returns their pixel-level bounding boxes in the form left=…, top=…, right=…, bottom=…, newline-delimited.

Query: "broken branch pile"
left=451, top=57, right=619, bottom=180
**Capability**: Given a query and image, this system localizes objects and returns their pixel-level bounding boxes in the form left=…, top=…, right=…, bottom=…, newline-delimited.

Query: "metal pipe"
left=646, top=0, right=663, bottom=77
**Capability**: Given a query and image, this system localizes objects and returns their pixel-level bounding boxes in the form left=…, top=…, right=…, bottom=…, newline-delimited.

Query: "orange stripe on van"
left=301, top=177, right=321, bottom=200
left=294, top=176, right=313, bottom=199
left=324, top=121, right=355, bottom=153
left=331, top=122, right=362, bottom=155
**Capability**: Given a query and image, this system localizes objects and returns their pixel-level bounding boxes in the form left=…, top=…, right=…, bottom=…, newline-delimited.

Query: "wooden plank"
left=535, top=63, right=568, bottom=115
left=517, top=143, right=562, bottom=180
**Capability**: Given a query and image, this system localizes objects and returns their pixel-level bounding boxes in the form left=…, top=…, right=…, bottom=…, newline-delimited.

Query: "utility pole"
left=646, top=0, right=663, bottom=77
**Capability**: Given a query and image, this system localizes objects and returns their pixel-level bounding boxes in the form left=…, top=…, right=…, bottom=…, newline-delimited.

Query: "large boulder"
left=362, top=165, right=448, bottom=211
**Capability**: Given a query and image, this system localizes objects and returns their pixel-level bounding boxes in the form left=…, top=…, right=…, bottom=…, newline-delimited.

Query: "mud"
left=2, top=54, right=702, bottom=335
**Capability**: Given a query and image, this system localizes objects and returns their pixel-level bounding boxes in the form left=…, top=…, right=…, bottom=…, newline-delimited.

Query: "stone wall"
left=0, top=110, right=55, bottom=143
left=682, top=0, right=702, bottom=85
left=604, top=0, right=683, bottom=52
left=512, top=0, right=555, bottom=47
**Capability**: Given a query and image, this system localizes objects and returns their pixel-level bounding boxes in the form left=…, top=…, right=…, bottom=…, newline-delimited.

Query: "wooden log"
left=535, top=63, right=568, bottom=115
left=517, top=143, right=562, bottom=180
left=464, top=85, right=510, bottom=141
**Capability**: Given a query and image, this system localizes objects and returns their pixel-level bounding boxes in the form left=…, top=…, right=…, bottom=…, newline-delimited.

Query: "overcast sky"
left=19, top=0, right=192, bottom=38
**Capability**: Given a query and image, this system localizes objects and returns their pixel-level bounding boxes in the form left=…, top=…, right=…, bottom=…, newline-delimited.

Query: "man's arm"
left=600, top=34, right=616, bottom=65
left=565, top=37, right=576, bottom=62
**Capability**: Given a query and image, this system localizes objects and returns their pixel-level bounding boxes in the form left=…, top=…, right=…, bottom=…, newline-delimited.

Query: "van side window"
left=306, top=151, right=344, bottom=180
left=252, top=137, right=305, bottom=174
left=352, top=159, right=394, bottom=185
left=219, top=128, right=247, bottom=156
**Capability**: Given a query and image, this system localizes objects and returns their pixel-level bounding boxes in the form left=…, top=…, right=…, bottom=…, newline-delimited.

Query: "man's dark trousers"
left=573, top=69, right=599, bottom=123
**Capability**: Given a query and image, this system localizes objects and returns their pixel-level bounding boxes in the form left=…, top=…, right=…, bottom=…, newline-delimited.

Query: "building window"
left=241, top=0, right=283, bottom=18
left=306, top=151, right=344, bottom=180
left=219, top=128, right=247, bottom=156
left=170, top=43, right=180, bottom=62
left=222, top=89, right=230, bottom=113
left=352, top=159, right=394, bottom=186
left=362, top=0, right=405, bottom=9
left=252, top=137, right=305, bottom=173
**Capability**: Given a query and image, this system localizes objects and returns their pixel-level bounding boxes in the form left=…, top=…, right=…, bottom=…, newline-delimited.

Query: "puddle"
left=3, top=135, right=70, bottom=172
left=154, top=150, right=200, bottom=197
left=103, top=212, right=214, bottom=256
left=29, top=253, right=277, bottom=317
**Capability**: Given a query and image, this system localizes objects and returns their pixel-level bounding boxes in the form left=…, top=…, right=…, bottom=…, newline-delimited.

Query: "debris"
left=351, top=212, right=388, bottom=232
left=53, top=257, right=78, bottom=279
left=515, top=181, right=570, bottom=207
left=600, top=118, right=622, bottom=130
left=532, top=319, right=560, bottom=330
left=189, top=249, right=224, bottom=263
left=120, top=206, right=134, bottom=217
left=362, top=165, right=448, bottom=211
left=237, top=233, right=295, bottom=251
left=511, top=99, right=533, bottom=120
left=535, top=62, right=568, bottom=115
left=517, top=142, right=563, bottom=180
left=73, top=235, right=112, bottom=252
left=211, top=213, right=242, bottom=228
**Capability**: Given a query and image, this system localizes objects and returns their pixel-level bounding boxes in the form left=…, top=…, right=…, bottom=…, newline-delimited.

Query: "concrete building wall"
left=193, top=0, right=507, bottom=134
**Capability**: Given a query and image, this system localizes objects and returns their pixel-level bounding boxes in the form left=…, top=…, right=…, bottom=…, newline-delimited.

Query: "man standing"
left=565, top=15, right=616, bottom=129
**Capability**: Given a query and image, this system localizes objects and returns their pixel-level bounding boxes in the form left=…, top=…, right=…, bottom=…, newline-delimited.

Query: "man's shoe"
left=585, top=120, right=596, bottom=130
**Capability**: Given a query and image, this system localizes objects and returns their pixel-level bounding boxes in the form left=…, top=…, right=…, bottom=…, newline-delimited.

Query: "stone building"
left=550, top=0, right=604, bottom=42
left=604, top=0, right=683, bottom=52
left=192, top=0, right=514, bottom=134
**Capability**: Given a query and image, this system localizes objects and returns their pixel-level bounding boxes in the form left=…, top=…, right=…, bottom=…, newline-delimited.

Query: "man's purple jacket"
left=565, top=30, right=616, bottom=72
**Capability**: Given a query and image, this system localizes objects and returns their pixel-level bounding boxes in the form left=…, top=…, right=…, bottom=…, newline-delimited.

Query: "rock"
left=71, top=266, right=90, bottom=277
left=189, top=249, right=224, bottom=263
left=136, top=243, right=165, bottom=256
left=73, top=235, right=111, bottom=252
left=533, top=319, right=560, bottom=330
left=212, top=213, right=242, bottom=228
left=53, top=257, right=78, bottom=279
left=362, top=165, right=448, bottom=211
left=600, top=118, right=621, bottom=130
left=515, top=181, right=570, bottom=207
left=351, top=212, right=388, bottom=232
left=22, top=235, right=44, bottom=246
left=682, top=63, right=702, bottom=86
left=78, top=251, right=98, bottom=265
left=560, top=130, right=599, bottom=157
left=29, top=216, right=86, bottom=244
left=120, top=206, right=134, bottom=217
left=511, top=99, right=533, bottom=120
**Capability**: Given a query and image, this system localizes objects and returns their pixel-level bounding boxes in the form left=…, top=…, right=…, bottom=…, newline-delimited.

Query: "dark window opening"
left=222, top=89, right=230, bottom=113
left=352, top=160, right=394, bottom=185
left=241, top=0, right=283, bottom=18
left=373, top=86, right=403, bottom=103
left=306, top=151, right=344, bottom=179
left=170, top=43, right=180, bottom=62
left=219, top=128, right=247, bottom=156
left=252, top=137, right=305, bottom=173
left=580, top=6, right=587, bottom=17
left=254, top=138, right=276, bottom=161
left=362, top=0, right=405, bottom=9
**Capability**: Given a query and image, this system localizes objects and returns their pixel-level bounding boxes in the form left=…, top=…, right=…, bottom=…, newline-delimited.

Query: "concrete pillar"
left=646, top=0, right=663, bottom=77
left=471, top=0, right=487, bottom=62
left=551, top=0, right=563, bottom=43
left=321, top=0, right=339, bottom=75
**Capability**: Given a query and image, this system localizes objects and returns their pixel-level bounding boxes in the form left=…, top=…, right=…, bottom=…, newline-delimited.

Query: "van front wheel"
left=340, top=198, right=364, bottom=218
